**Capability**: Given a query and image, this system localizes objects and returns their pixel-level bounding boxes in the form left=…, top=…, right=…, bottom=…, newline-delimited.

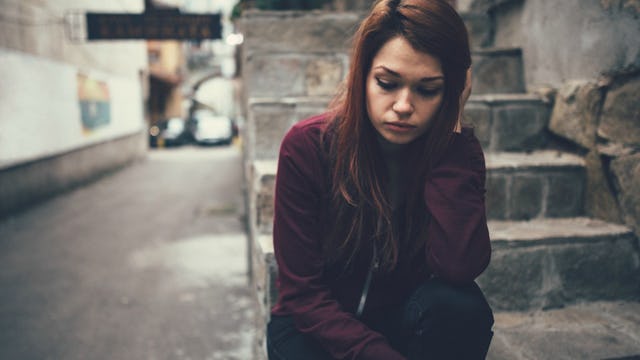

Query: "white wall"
left=0, top=0, right=148, bottom=169
left=0, top=49, right=144, bottom=169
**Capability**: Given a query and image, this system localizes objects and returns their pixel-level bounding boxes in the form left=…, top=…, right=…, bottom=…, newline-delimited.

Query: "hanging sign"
left=86, top=11, right=221, bottom=40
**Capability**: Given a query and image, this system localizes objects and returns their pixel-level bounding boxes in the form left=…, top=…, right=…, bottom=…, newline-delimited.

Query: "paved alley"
left=0, top=144, right=254, bottom=360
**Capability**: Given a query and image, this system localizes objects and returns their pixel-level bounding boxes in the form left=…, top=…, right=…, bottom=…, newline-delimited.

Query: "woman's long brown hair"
left=323, top=0, right=471, bottom=271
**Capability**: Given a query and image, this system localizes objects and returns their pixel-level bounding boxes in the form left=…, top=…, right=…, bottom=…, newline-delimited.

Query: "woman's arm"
left=423, top=129, right=491, bottom=284
left=273, top=121, right=405, bottom=360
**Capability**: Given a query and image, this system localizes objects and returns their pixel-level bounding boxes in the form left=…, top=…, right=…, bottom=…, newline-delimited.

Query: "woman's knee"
left=403, top=279, right=494, bottom=359
left=404, top=278, right=494, bottom=331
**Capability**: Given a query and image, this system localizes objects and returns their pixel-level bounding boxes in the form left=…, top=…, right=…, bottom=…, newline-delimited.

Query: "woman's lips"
left=384, top=122, right=416, bottom=133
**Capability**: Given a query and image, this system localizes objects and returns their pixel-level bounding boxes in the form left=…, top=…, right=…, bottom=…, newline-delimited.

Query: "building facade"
left=0, top=0, right=149, bottom=218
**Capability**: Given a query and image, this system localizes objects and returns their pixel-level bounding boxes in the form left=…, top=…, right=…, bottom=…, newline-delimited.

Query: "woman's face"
left=366, top=36, right=445, bottom=145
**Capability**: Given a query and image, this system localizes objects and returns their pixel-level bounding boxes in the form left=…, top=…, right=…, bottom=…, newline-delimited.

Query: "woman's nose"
left=392, top=89, right=413, bottom=115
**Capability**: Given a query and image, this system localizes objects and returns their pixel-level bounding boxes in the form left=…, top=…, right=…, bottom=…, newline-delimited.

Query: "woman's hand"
left=454, top=68, right=472, bottom=133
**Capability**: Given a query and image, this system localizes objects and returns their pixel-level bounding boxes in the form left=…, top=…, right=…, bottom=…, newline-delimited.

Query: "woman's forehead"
left=371, top=36, right=443, bottom=79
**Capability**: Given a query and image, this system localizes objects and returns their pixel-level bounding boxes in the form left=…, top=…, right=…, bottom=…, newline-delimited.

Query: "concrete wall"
left=0, top=0, right=148, bottom=218
left=488, top=0, right=640, bottom=88
left=0, top=48, right=145, bottom=168
left=0, top=132, right=146, bottom=218
left=0, top=0, right=147, bottom=78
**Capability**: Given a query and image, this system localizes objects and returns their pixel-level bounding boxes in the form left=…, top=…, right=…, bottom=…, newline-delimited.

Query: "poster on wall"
left=77, top=73, right=111, bottom=134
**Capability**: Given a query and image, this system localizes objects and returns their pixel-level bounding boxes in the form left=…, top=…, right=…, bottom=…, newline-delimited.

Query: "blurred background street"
left=0, top=144, right=253, bottom=360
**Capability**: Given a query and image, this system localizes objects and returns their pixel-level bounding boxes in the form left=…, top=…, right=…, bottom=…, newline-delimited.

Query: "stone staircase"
left=459, top=11, right=639, bottom=312
left=241, top=9, right=640, bottom=360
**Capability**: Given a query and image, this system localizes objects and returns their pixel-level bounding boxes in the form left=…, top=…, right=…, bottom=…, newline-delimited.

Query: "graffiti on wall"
left=77, top=74, right=111, bottom=134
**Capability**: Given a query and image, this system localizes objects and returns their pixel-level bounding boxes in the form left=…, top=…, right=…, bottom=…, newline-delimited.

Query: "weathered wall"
left=0, top=0, right=147, bottom=78
left=0, top=0, right=148, bottom=218
left=239, top=10, right=360, bottom=161
left=462, top=0, right=640, bottom=241
left=487, top=0, right=640, bottom=89
left=488, top=0, right=640, bottom=239
left=549, top=74, right=640, bottom=238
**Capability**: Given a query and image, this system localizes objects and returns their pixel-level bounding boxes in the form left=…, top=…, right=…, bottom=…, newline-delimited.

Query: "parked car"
left=149, top=117, right=189, bottom=147
left=189, top=110, right=234, bottom=146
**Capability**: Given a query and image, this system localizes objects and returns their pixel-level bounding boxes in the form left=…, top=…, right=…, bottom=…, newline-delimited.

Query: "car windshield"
left=198, top=116, right=229, bottom=129
left=193, top=110, right=216, bottom=119
left=166, top=118, right=184, bottom=132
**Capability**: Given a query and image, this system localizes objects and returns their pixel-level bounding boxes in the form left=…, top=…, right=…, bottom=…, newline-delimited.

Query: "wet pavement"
left=0, top=144, right=254, bottom=360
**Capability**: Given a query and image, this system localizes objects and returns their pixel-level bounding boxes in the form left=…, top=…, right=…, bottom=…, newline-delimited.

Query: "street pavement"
left=0, top=144, right=254, bottom=360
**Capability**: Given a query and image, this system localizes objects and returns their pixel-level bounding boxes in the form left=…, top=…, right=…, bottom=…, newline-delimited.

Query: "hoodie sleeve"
left=272, top=122, right=405, bottom=360
left=423, top=128, right=491, bottom=284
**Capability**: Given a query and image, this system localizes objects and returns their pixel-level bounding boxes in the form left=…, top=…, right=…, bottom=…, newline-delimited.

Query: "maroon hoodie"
left=271, top=114, right=491, bottom=360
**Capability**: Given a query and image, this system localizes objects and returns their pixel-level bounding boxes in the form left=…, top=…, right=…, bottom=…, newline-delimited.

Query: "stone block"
left=469, top=0, right=517, bottom=12
left=485, top=173, right=507, bottom=219
left=548, top=80, right=603, bottom=149
left=246, top=55, right=305, bottom=98
left=461, top=12, right=493, bottom=48
left=257, top=173, right=276, bottom=235
left=251, top=234, right=277, bottom=360
left=240, top=11, right=361, bottom=54
left=478, top=246, right=545, bottom=310
left=509, top=175, right=543, bottom=220
left=471, top=48, right=525, bottom=94
left=611, top=153, right=640, bottom=237
left=305, top=56, right=346, bottom=97
left=294, top=101, right=331, bottom=123
left=598, top=76, right=640, bottom=146
left=584, top=150, right=623, bottom=223
left=463, top=102, right=492, bottom=150
left=486, top=151, right=586, bottom=220
left=491, top=302, right=640, bottom=360
left=250, top=103, right=296, bottom=161
left=545, top=171, right=585, bottom=218
left=252, top=235, right=276, bottom=306
left=554, top=239, right=640, bottom=303
left=482, top=218, right=640, bottom=311
left=492, top=103, right=549, bottom=151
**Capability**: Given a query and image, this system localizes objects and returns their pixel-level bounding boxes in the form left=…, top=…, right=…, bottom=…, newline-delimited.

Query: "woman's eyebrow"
left=374, top=65, right=444, bottom=82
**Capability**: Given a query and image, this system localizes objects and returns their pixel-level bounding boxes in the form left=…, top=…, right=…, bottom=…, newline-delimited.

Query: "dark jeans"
left=267, top=278, right=494, bottom=359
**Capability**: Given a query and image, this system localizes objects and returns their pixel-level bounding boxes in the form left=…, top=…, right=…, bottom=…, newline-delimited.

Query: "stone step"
left=471, top=47, right=526, bottom=95
left=249, top=92, right=554, bottom=161
left=480, top=218, right=640, bottom=311
left=252, top=160, right=278, bottom=235
left=251, top=233, right=277, bottom=360
left=485, top=151, right=585, bottom=220
left=252, top=151, right=587, bottom=232
left=248, top=97, right=331, bottom=161
left=465, top=93, right=552, bottom=152
left=488, top=301, right=640, bottom=360
left=251, top=218, right=639, bottom=313
left=461, top=12, right=493, bottom=48
left=248, top=92, right=553, bottom=162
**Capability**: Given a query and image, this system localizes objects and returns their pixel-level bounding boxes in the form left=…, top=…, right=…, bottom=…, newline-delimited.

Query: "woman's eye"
left=375, top=78, right=397, bottom=91
left=417, top=87, right=442, bottom=97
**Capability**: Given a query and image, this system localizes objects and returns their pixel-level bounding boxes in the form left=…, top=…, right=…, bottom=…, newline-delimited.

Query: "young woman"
left=267, top=0, right=494, bottom=358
